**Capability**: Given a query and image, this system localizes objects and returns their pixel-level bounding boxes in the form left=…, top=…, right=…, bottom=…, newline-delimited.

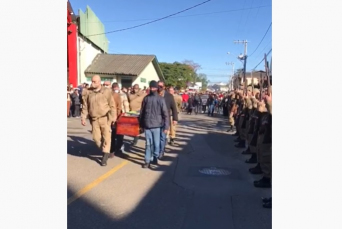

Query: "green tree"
left=196, top=73, right=209, bottom=91
left=159, top=62, right=195, bottom=89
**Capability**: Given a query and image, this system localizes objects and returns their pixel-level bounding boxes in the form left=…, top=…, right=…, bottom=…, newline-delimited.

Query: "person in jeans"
left=139, top=81, right=169, bottom=168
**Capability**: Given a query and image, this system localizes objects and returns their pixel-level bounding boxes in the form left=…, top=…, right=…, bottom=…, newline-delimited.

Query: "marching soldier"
left=81, top=75, right=117, bottom=166
left=227, top=92, right=237, bottom=132
left=246, top=89, right=261, bottom=166
left=240, top=87, right=253, bottom=153
left=168, top=86, right=182, bottom=145
left=258, top=87, right=272, bottom=208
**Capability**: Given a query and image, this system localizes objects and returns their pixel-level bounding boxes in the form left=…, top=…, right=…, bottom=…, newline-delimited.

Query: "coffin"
left=116, top=115, right=140, bottom=137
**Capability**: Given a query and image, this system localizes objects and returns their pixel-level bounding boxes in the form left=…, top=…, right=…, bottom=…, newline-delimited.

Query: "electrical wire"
left=86, top=0, right=213, bottom=37
left=248, top=22, right=272, bottom=57
left=85, top=5, right=270, bottom=24
left=240, top=0, right=255, bottom=36
left=252, top=48, right=272, bottom=70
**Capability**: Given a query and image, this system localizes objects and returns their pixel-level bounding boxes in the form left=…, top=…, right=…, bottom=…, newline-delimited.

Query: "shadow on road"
left=67, top=113, right=271, bottom=229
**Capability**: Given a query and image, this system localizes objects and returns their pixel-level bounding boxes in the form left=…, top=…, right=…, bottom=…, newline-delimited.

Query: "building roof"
left=85, top=54, right=165, bottom=81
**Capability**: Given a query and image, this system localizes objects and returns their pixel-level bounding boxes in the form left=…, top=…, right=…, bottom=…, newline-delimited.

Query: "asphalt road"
left=67, top=112, right=271, bottom=229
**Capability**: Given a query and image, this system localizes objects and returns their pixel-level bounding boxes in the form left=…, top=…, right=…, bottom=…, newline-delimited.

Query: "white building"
left=77, top=33, right=106, bottom=85
left=84, top=54, right=165, bottom=88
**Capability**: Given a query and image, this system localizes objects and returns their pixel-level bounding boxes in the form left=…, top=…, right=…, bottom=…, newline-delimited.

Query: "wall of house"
left=133, top=62, right=160, bottom=88
left=78, top=36, right=103, bottom=84
left=84, top=74, right=117, bottom=84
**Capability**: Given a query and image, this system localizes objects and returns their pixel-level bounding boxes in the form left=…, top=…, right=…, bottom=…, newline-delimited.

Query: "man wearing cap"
left=139, top=80, right=169, bottom=168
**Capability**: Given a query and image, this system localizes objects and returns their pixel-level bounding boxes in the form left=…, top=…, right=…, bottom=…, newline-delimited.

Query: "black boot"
left=263, top=201, right=272, bottom=208
left=142, top=162, right=150, bottom=168
left=241, top=147, right=251, bottom=154
left=101, top=153, right=109, bottom=166
left=249, top=163, right=263, bottom=174
left=233, top=131, right=239, bottom=136
left=262, top=197, right=272, bottom=203
left=254, top=177, right=271, bottom=188
left=226, top=126, right=235, bottom=132
left=170, top=138, right=175, bottom=146
left=132, top=137, right=138, bottom=146
left=245, top=154, right=257, bottom=163
left=234, top=137, right=241, bottom=142
left=235, top=141, right=245, bottom=148
left=151, top=157, right=158, bottom=165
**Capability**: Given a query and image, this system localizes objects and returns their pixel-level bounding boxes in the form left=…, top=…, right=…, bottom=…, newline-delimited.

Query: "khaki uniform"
left=128, top=90, right=146, bottom=112
left=81, top=87, right=117, bottom=154
left=120, top=92, right=130, bottom=113
left=173, top=94, right=183, bottom=113
left=255, top=103, right=268, bottom=163
left=228, top=94, right=236, bottom=126
left=167, top=94, right=182, bottom=139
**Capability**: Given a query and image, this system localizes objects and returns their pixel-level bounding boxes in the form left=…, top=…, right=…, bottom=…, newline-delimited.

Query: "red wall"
left=67, top=10, right=78, bottom=86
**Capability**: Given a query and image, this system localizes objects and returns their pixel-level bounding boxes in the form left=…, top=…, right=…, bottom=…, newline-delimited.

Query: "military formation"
left=226, top=77, right=272, bottom=208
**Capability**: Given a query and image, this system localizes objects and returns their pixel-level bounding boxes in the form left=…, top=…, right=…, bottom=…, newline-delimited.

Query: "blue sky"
left=70, top=0, right=272, bottom=83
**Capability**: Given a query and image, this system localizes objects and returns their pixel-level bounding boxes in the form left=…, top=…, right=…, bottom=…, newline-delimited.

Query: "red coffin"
left=116, top=116, right=140, bottom=137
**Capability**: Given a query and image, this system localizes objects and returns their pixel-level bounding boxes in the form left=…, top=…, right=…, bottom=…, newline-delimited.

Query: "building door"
left=121, top=79, right=133, bottom=89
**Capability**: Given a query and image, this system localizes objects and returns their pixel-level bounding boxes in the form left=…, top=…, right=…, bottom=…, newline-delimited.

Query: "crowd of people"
left=68, top=75, right=272, bottom=208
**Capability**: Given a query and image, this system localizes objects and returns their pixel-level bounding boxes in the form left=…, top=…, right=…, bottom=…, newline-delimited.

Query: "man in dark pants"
left=71, top=88, right=81, bottom=118
left=109, top=83, right=123, bottom=158
left=140, top=81, right=169, bottom=168
left=193, top=93, right=201, bottom=114
left=157, top=81, right=178, bottom=158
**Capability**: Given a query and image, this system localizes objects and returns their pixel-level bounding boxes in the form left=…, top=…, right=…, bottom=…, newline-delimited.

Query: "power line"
left=86, top=0, right=213, bottom=37
left=234, top=0, right=247, bottom=38
left=252, top=48, right=272, bottom=70
left=248, top=22, right=272, bottom=57
left=240, top=0, right=255, bottom=36
left=251, top=39, right=272, bottom=60
left=85, top=5, right=271, bottom=24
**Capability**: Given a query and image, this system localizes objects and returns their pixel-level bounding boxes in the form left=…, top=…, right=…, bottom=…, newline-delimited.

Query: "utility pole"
left=234, top=40, right=248, bottom=93
left=226, top=62, right=235, bottom=90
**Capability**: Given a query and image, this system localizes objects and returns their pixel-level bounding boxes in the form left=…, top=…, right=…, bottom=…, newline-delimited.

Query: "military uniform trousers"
left=241, top=119, right=250, bottom=141
left=256, top=134, right=265, bottom=163
left=260, top=144, right=272, bottom=179
left=90, top=116, right=112, bottom=154
left=238, top=115, right=245, bottom=139
left=228, top=112, right=235, bottom=126
left=167, top=116, right=177, bottom=139
left=248, top=134, right=257, bottom=153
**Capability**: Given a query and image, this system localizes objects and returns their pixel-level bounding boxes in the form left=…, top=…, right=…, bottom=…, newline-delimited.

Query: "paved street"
left=67, top=113, right=271, bottom=229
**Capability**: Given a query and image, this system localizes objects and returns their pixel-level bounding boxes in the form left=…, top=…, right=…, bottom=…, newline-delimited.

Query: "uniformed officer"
left=245, top=89, right=260, bottom=158
left=81, top=75, right=117, bottom=166
left=227, top=92, right=237, bottom=132
left=168, top=86, right=182, bottom=145
left=254, top=87, right=272, bottom=189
